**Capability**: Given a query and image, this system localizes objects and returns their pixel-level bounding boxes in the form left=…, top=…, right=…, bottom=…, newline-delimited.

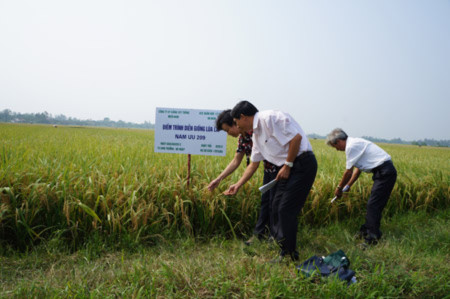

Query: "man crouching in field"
left=224, top=101, right=317, bottom=262
left=326, top=128, right=397, bottom=245
left=207, top=109, right=278, bottom=244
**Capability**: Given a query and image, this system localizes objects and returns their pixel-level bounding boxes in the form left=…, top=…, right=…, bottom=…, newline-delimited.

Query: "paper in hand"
left=331, top=185, right=350, bottom=203
left=259, top=179, right=277, bottom=195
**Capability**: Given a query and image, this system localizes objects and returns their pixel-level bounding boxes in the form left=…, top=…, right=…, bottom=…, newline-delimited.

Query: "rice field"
left=1, top=123, right=449, bottom=249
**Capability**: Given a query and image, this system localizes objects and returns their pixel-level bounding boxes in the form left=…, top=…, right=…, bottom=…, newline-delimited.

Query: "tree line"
left=0, top=109, right=154, bottom=129
left=1, top=109, right=448, bottom=147
left=305, top=134, right=449, bottom=148
left=361, top=136, right=450, bottom=148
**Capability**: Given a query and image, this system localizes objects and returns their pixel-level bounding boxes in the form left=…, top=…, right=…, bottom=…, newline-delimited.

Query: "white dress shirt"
left=345, top=137, right=391, bottom=172
left=250, top=110, right=313, bottom=166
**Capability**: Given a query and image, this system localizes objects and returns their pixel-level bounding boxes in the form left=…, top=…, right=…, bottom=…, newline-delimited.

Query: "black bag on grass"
left=297, top=256, right=331, bottom=278
left=323, top=249, right=350, bottom=270
left=296, top=250, right=356, bottom=284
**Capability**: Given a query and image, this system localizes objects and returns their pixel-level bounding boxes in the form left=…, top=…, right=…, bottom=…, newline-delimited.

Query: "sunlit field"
left=1, top=123, right=449, bottom=297
left=1, top=123, right=448, bottom=249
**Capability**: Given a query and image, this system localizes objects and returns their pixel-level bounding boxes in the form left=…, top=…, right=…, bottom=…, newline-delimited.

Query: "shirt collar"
left=253, top=112, right=260, bottom=131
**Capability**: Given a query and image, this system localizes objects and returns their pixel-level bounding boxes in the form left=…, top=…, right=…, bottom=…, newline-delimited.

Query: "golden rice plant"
left=0, top=123, right=448, bottom=248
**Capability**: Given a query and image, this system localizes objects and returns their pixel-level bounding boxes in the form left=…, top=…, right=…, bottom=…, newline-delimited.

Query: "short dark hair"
left=230, top=101, right=258, bottom=119
left=215, top=109, right=234, bottom=131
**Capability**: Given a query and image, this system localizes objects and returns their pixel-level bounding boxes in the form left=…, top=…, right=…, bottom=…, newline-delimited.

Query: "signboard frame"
left=154, top=107, right=227, bottom=186
left=154, top=107, right=227, bottom=156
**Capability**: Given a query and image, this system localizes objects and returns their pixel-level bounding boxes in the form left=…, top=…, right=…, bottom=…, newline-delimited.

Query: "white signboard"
left=154, top=107, right=227, bottom=156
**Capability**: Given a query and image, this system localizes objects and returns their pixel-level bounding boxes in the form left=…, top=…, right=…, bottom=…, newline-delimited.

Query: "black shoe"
left=365, top=239, right=378, bottom=245
left=289, top=251, right=300, bottom=262
left=364, top=235, right=379, bottom=245
left=355, top=226, right=369, bottom=240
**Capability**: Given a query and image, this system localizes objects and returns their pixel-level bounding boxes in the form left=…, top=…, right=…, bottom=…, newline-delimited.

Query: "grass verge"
left=1, top=209, right=449, bottom=298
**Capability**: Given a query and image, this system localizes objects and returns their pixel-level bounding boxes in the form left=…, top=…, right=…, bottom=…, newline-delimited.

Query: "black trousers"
left=362, top=160, right=397, bottom=238
left=253, top=170, right=277, bottom=238
left=271, top=152, right=317, bottom=255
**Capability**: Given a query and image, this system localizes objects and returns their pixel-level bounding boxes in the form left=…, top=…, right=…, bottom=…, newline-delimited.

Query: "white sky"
left=1, top=0, right=449, bottom=140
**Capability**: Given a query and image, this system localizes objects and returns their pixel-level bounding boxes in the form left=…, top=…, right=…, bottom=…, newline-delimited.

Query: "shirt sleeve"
left=269, top=112, right=299, bottom=146
left=250, top=136, right=264, bottom=162
left=346, top=141, right=367, bottom=169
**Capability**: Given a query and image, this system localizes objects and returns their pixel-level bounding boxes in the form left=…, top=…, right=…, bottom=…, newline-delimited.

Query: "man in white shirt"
left=207, top=109, right=278, bottom=244
left=326, top=128, right=397, bottom=245
left=224, top=101, right=318, bottom=262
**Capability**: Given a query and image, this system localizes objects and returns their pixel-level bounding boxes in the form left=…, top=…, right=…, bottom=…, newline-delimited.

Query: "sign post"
left=187, top=154, right=191, bottom=187
left=154, top=107, right=227, bottom=186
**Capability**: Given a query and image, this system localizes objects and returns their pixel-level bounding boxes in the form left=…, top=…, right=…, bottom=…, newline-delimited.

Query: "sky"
left=1, top=0, right=449, bottom=140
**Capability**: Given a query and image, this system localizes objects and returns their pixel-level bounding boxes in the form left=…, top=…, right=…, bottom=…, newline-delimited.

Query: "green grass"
left=1, top=123, right=449, bottom=297
left=1, top=209, right=449, bottom=298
